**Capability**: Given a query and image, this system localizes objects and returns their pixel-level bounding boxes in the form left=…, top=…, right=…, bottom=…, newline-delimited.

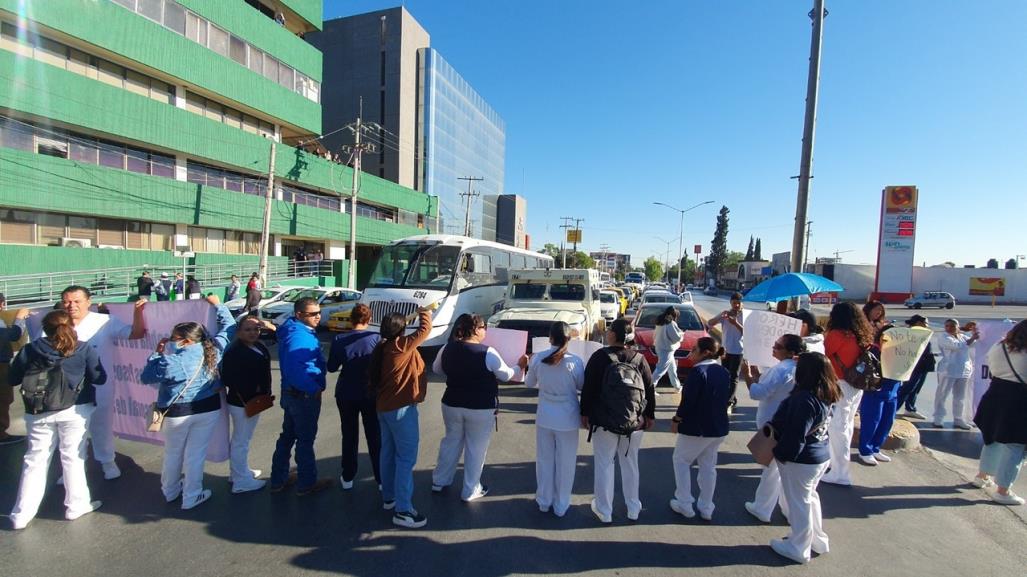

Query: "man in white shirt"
left=708, top=292, right=745, bottom=414
left=61, top=285, right=146, bottom=479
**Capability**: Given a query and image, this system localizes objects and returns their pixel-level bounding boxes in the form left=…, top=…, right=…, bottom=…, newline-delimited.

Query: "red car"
left=630, top=303, right=709, bottom=385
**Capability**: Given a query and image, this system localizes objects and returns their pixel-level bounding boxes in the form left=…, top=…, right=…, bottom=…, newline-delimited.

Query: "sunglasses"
left=300, top=310, right=322, bottom=317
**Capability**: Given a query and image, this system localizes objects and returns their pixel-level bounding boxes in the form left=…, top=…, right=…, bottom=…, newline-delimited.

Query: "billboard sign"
left=969, top=277, right=1006, bottom=296
left=874, top=186, right=918, bottom=296
left=694, top=244, right=702, bottom=255
left=566, top=229, right=582, bottom=243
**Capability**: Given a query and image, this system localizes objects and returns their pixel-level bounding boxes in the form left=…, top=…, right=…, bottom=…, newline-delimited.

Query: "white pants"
left=227, top=404, right=261, bottom=487
left=161, top=410, right=219, bottom=508
left=934, top=376, right=970, bottom=425
left=432, top=404, right=495, bottom=500
left=750, top=459, right=790, bottom=520
left=651, top=350, right=681, bottom=389
left=592, top=428, right=644, bottom=519
left=672, top=434, right=724, bottom=518
left=777, top=460, right=830, bottom=561
left=823, top=380, right=862, bottom=485
left=10, top=404, right=96, bottom=526
left=88, top=382, right=116, bottom=464
left=535, top=426, right=578, bottom=515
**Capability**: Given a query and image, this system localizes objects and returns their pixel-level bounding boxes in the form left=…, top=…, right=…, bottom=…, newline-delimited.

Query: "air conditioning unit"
left=97, top=245, right=125, bottom=250
left=60, top=237, right=93, bottom=248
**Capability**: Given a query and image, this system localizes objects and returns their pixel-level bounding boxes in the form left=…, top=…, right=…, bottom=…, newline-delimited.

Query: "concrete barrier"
left=853, top=414, right=921, bottom=451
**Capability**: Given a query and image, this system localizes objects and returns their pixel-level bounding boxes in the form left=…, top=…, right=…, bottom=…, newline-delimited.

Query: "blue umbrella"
left=742, top=272, right=844, bottom=303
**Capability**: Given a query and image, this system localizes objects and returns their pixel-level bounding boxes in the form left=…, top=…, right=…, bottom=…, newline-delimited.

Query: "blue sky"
left=325, top=0, right=1027, bottom=269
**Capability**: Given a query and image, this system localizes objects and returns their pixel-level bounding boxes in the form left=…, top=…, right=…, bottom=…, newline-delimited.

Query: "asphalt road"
left=2, top=317, right=1026, bottom=576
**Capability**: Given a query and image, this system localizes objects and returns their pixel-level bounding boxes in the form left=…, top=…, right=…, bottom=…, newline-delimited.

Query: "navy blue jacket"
left=675, top=361, right=731, bottom=438
left=327, top=330, right=380, bottom=401
left=9, top=337, right=107, bottom=406
left=769, top=389, right=831, bottom=464
left=441, top=341, right=498, bottom=410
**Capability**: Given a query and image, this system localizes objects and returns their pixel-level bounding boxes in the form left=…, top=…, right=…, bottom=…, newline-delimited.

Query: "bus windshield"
left=369, top=243, right=462, bottom=290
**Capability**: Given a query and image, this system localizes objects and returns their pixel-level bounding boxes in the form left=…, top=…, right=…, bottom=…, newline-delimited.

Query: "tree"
left=1006, top=258, right=1018, bottom=270
left=566, top=251, right=594, bottom=269
left=744, top=236, right=754, bottom=261
left=754, top=238, right=762, bottom=261
left=986, top=258, right=999, bottom=269
left=540, top=243, right=560, bottom=261
left=723, top=250, right=746, bottom=273
left=643, top=256, right=664, bottom=282
left=667, top=256, right=697, bottom=284
left=708, top=205, right=730, bottom=281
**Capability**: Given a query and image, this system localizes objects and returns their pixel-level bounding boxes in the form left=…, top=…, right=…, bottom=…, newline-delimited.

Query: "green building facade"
left=0, top=0, right=435, bottom=290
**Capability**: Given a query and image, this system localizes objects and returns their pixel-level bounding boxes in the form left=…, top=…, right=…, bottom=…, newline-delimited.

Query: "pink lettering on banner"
left=106, top=300, right=230, bottom=462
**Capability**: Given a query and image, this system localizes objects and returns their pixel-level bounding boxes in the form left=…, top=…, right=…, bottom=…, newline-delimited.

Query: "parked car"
left=639, top=290, right=681, bottom=307
left=260, top=287, right=362, bottom=329
left=679, top=291, right=694, bottom=304
left=606, top=286, right=630, bottom=315
left=225, top=285, right=303, bottom=315
left=599, top=289, right=621, bottom=323
left=904, top=291, right=956, bottom=309
left=630, top=303, right=710, bottom=384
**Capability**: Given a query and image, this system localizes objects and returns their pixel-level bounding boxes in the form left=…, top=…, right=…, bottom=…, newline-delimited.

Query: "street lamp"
left=654, top=236, right=673, bottom=284
left=653, top=200, right=714, bottom=289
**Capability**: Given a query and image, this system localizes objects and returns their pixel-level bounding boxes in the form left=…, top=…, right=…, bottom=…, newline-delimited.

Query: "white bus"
left=359, top=235, right=555, bottom=347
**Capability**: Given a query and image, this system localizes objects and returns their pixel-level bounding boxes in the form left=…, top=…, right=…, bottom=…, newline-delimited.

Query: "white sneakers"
left=101, top=461, right=121, bottom=480
left=669, top=498, right=695, bottom=519
left=954, top=421, right=974, bottom=430
left=66, top=500, right=102, bottom=521
left=340, top=477, right=354, bottom=490
left=873, top=452, right=892, bottom=463
left=744, top=501, right=771, bottom=524
left=182, top=489, right=212, bottom=510
left=971, top=476, right=995, bottom=489
left=231, top=479, right=267, bottom=494
left=992, top=492, right=1025, bottom=506
left=858, top=454, right=878, bottom=466
left=590, top=500, right=612, bottom=524
left=903, top=411, right=925, bottom=420
left=770, top=538, right=809, bottom=565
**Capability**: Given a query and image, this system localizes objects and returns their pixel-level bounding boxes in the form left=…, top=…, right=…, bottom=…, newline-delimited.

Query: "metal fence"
left=0, top=259, right=336, bottom=308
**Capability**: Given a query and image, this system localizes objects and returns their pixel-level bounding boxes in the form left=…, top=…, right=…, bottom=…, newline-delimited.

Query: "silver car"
left=904, top=291, right=955, bottom=309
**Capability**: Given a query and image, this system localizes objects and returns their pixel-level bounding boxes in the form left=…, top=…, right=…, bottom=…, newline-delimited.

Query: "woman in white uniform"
left=934, top=318, right=979, bottom=429
left=520, top=322, right=585, bottom=517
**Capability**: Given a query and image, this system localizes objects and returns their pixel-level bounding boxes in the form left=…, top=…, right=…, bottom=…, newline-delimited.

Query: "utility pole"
left=789, top=0, right=827, bottom=282
left=258, top=139, right=276, bottom=285
left=559, top=217, right=574, bottom=268
left=802, top=220, right=813, bottom=272
left=340, top=98, right=380, bottom=289
left=599, top=244, right=610, bottom=273
left=457, top=176, right=483, bottom=237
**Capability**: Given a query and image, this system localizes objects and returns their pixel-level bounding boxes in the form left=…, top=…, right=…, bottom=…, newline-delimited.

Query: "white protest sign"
left=107, top=301, right=230, bottom=462
left=742, top=310, right=803, bottom=368
left=972, top=319, right=1016, bottom=414
left=879, top=327, right=933, bottom=381
left=481, top=327, right=528, bottom=382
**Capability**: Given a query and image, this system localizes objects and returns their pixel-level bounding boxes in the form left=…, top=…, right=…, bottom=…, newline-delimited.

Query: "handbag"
left=748, top=423, right=778, bottom=466
left=147, top=362, right=203, bottom=433
left=238, top=390, right=275, bottom=418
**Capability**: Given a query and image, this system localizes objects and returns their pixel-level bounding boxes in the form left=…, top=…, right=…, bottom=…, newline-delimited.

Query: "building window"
left=0, top=209, right=35, bottom=244
left=69, top=138, right=99, bottom=164
left=126, top=146, right=150, bottom=174
left=150, top=223, right=174, bottom=251
left=98, top=218, right=126, bottom=247
left=229, top=35, right=247, bottom=66
left=98, top=140, right=125, bottom=169
left=36, top=136, right=68, bottom=159
left=127, top=221, right=150, bottom=250
left=38, top=213, right=66, bottom=246
left=208, top=24, right=229, bottom=58
left=163, top=1, right=187, bottom=35
left=137, top=0, right=163, bottom=23
left=151, top=152, right=176, bottom=178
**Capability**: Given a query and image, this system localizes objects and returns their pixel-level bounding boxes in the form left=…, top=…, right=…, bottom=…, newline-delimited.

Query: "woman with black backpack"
left=580, top=318, right=655, bottom=524
left=7, top=310, right=106, bottom=530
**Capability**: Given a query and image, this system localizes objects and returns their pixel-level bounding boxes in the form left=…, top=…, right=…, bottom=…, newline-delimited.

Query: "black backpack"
left=589, top=351, right=647, bottom=438
left=19, top=348, right=84, bottom=415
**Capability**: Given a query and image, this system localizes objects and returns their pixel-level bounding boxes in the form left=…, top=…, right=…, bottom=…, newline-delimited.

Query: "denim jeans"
left=897, top=370, right=930, bottom=412
left=979, top=442, right=1027, bottom=489
left=271, top=393, right=322, bottom=490
left=379, top=404, right=420, bottom=513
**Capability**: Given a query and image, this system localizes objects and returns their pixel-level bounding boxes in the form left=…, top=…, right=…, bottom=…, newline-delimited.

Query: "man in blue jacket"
left=270, top=297, right=332, bottom=495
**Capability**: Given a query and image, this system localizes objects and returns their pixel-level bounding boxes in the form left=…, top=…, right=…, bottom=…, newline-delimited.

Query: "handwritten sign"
left=481, top=327, right=529, bottom=382
left=742, top=310, right=803, bottom=368
left=879, top=327, right=933, bottom=381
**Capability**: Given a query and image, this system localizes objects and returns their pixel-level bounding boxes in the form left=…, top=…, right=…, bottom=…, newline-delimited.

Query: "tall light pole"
left=654, top=236, right=673, bottom=284
left=653, top=200, right=714, bottom=289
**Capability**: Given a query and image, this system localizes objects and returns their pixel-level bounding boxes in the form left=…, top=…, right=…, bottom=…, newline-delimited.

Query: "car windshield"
left=600, top=293, right=617, bottom=304
left=634, top=307, right=704, bottom=331
left=368, top=243, right=461, bottom=290
left=644, top=294, right=679, bottom=303
left=282, top=289, right=323, bottom=303
left=550, top=284, right=586, bottom=301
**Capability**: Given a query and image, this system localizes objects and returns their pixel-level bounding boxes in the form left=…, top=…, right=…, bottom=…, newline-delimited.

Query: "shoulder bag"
left=147, top=362, right=203, bottom=433
left=747, top=423, right=778, bottom=466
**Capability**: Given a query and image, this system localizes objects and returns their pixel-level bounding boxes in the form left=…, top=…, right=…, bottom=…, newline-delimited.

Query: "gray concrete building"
left=494, top=194, right=527, bottom=248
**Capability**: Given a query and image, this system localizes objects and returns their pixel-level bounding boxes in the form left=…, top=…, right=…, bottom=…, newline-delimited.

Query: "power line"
left=457, top=176, right=483, bottom=237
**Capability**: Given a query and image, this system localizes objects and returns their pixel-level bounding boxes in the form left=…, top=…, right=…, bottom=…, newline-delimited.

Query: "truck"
left=487, top=268, right=605, bottom=348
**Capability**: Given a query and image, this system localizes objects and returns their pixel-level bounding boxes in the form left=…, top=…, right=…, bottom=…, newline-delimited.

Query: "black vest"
left=441, top=341, right=498, bottom=410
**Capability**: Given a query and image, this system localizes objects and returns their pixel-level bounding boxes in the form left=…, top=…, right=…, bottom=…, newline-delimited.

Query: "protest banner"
left=481, top=327, right=528, bottom=382
left=742, top=309, right=803, bottom=368
left=106, top=301, right=230, bottom=461
left=879, top=327, right=933, bottom=381
left=971, top=319, right=1017, bottom=414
